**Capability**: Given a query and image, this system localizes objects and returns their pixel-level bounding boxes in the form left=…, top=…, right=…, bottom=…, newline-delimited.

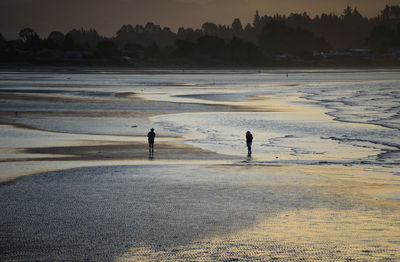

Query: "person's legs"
left=247, top=142, right=251, bottom=154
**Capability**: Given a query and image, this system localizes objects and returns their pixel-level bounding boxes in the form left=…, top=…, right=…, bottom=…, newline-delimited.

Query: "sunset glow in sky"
left=1, top=0, right=399, bottom=38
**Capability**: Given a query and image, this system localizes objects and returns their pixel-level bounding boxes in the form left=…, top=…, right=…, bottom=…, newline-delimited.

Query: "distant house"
left=313, top=49, right=372, bottom=58
left=16, top=49, right=34, bottom=56
left=348, top=49, right=372, bottom=57
left=37, top=49, right=90, bottom=58
left=388, top=48, right=400, bottom=57
left=275, top=54, right=295, bottom=61
left=312, top=50, right=350, bottom=57
left=122, top=49, right=145, bottom=58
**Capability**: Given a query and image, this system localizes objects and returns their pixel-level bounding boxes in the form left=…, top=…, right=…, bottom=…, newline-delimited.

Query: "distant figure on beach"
left=246, top=131, right=253, bottom=155
left=147, top=128, right=156, bottom=153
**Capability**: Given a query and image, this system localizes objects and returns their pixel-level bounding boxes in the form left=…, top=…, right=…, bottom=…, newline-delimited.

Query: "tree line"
left=1, top=5, right=399, bottom=66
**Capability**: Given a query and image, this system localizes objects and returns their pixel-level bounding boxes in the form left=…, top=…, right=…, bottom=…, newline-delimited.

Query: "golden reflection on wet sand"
left=119, top=208, right=399, bottom=261
left=118, top=165, right=400, bottom=261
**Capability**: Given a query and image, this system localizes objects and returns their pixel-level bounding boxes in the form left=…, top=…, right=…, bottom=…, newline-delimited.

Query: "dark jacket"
left=246, top=132, right=253, bottom=142
left=147, top=131, right=156, bottom=143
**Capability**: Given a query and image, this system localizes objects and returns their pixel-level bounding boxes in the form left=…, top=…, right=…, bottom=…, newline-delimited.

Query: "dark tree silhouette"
left=19, top=28, right=39, bottom=43
left=18, top=28, right=42, bottom=51
left=1, top=5, right=399, bottom=66
left=63, top=33, right=75, bottom=50
left=197, top=35, right=226, bottom=59
left=96, top=41, right=119, bottom=57
left=47, top=31, right=65, bottom=48
left=201, top=22, right=219, bottom=36
left=67, top=29, right=102, bottom=48
left=175, top=39, right=196, bottom=58
left=116, top=24, right=135, bottom=45
left=145, top=42, right=161, bottom=58
left=0, top=33, right=7, bottom=53
left=177, top=27, right=203, bottom=42
left=380, top=5, right=400, bottom=20
left=0, top=33, right=5, bottom=44
left=124, top=43, right=144, bottom=52
left=366, top=25, right=398, bottom=51
left=229, top=37, right=261, bottom=65
left=253, top=7, right=373, bottom=49
left=115, top=23, right=176, bottom=48
left=232, top=18, right=243, bottom=35
left=253, top=10, right=261, bottom=27
left=259, top=21, right=329, bottom=56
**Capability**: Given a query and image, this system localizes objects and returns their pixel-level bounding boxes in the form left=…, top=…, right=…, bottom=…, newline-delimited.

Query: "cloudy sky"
left=1, top=0, right=399, bottom=39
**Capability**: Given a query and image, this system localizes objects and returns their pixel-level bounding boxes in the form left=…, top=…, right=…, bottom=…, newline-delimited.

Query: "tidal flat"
left=1, top=68, right=399, bottom=261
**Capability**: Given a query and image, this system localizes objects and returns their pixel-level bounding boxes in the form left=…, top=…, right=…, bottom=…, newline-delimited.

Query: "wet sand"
left=1, top=121, right=399, bottom=261
left=1, top=163, right=399, bottom=261
left=24, top=142, right=238, bottom=161
left=0, top=123, right=237, bottom=183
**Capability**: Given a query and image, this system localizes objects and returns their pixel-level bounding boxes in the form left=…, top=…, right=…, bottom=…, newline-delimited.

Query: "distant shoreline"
left=1, top=63, right=400, bottom=73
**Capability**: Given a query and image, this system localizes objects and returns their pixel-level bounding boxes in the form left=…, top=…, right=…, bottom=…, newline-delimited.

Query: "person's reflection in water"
left=148, top=152, right=154, bottom=160
left=147, top=128, right=156, bottom=159
left=246, top=153, right=252, bottom=162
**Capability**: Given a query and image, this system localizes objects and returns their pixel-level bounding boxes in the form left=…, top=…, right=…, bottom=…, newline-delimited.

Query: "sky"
left=1, top=0, right=399, bottom=39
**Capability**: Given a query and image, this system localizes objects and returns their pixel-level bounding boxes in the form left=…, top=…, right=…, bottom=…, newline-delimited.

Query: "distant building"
left=313, top=49, right=372, bottom=58
left=388, top=48, right=400, bottom=57
left=348, top=49, right=372, bottom=57
left=37, top=49, right=90, bottom=58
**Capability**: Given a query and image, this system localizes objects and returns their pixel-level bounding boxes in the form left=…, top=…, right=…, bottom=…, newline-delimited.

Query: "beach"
left=1, top=68, right=399, bottom=261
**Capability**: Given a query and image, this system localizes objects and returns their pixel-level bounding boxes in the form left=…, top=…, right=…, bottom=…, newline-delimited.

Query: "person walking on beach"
left=147, top=128, right=156, bottom=153
left=246, top=131, right=253, bottom=155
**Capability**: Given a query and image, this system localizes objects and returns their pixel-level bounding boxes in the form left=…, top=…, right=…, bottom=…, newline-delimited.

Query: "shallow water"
left=1, top=69, right=399, bottom=167
left=1, top=68, right=400, bottom=260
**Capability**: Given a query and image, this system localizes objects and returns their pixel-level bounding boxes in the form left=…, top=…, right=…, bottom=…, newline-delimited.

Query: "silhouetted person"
left=246, top=131, right=253, bottom=155
left=147, top=128, right=156, bottom=153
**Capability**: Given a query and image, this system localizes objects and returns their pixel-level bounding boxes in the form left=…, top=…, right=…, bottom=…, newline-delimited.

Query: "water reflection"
left=246, top=153, right=252, bottom=162
left=148, top=152, right=154, bottom=160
